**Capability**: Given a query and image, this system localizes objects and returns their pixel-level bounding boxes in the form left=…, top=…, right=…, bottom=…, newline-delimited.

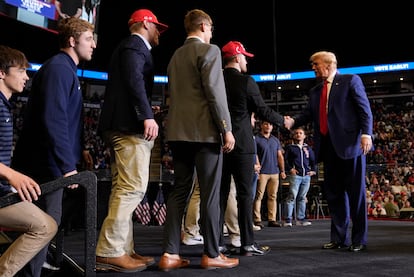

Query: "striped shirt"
left=0, top=92, right=13, bottom=196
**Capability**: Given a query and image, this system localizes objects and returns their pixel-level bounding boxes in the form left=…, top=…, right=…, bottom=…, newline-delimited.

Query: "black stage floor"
left=48, top=218, right=414, bottom=277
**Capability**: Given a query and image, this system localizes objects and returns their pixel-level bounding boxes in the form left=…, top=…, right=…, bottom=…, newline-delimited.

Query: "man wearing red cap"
left=219, top=41, right=291, bottom=256
left=95, top=9, right=168, bottom=273
left=222, top=41, right=254, bottom=59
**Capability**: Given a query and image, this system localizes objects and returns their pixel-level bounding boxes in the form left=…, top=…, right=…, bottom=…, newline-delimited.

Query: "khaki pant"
left=253, top=174, right=280, bottom=222
left=224, top=177, right=239, bottom=236
left=182, top=178, right=201, bottom=238
left=0, top=201, right=57, bottom=277
left=183, top=177, right=239, bottom=238
left=96, top=133, right=154, bottom=257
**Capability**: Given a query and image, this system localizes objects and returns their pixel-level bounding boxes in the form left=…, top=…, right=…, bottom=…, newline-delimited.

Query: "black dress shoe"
left=228, top=244, right=240, bottom=254
left=349, top=244, right=367, bottom=252
left=322, top=242, right=347, bottom=249
left=219, top=245, right=231, bottom=256
left=240, top=243, right=271, bottom=256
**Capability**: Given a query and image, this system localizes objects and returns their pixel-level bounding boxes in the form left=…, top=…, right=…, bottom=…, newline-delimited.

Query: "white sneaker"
left=283, top=221, right=292, bottom=227
left=42, top=261, right=60, bottom=271
left=296, top=220, right=312, bottom=226
left=230, top=235, right=241, bottom=247
left=252, top=224, right=261, bottom=231
left=182, top=234, right=204, bottom=245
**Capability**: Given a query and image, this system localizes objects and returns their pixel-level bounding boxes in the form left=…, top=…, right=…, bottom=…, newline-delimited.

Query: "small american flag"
left=135, top=194, right=152, bottom=225
left=152, top=184, right=167, bottom=226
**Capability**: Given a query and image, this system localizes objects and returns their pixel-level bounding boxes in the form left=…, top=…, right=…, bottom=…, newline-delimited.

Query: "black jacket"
left=223, top=67, right=284, bottom=153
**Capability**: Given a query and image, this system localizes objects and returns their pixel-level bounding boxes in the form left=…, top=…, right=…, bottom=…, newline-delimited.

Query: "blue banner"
left=29, top=61, right=414, bottom=83
left=5, top=0, right=56, bottom=20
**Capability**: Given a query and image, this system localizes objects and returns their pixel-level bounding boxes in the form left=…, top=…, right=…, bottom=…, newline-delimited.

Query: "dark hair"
left=0, top=45, right=29, bottom=72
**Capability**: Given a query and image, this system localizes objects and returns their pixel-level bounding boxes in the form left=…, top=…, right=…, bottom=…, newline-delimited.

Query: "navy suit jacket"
left=98, top=34, right=155, bottom=135
left=294, top=73, right=373, bottom=160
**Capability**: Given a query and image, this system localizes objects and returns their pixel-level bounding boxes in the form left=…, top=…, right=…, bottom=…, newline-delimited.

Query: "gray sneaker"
left=283, top=221, right=292, bottom=227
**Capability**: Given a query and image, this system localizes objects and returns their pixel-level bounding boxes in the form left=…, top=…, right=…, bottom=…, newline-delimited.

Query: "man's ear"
left=142, top=19, right=152, bottom=31
left=232, top=55, right=242, bottom=64
left=69, top=36, right=76, bottom=47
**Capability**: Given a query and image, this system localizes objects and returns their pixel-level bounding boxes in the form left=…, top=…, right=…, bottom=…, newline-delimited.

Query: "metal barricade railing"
left=0, top=171, right=97, bottom=277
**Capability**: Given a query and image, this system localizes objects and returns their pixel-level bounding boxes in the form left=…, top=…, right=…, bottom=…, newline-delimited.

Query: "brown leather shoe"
left=200, top=253, right=239, bottom=270
left=96, top=254, right=147, bottom=272
left=158, top=253, right=190, bottom=272
left=130, top=253, right=155, bottom=266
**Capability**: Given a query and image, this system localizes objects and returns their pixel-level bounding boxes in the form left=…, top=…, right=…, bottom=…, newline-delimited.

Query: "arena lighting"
left=28, top=61, right=414, bottom=83
left=250, top=61, right=414, bottom=82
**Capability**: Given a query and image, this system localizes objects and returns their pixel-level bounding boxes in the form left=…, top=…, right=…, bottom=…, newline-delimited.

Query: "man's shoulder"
left=40, top=52, right=75, bottom=71
left=285, top=143, right=296, bottom=149
left=335, top=73, right=361, bottom=82
left=270, top=134, right=280, bottom=141
left=256, top=133, right=266, bottom=139
left=116, top=36, right=147, bottom=54
left=224, top=68, right=248, bottom=79
left=123, top=34, right=144, bottom=45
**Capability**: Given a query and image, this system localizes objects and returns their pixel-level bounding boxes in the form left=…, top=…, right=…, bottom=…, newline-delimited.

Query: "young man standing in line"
left=12, top=18, right=96, bottom=276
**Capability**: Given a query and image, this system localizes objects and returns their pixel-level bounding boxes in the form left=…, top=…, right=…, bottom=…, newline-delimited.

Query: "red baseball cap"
left=128, top=9, right=168, bottom=33
left=222, top=41, right=254, bottom=59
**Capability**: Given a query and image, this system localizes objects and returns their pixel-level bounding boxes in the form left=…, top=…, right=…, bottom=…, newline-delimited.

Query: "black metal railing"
left=0, top=171, right=97, bottom=277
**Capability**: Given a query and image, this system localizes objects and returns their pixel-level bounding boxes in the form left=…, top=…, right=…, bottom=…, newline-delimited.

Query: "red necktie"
left=319, top=80, right=328, bottom=135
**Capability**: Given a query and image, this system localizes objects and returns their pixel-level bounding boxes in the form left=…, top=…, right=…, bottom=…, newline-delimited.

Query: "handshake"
left=284, top=116, right=295, bottom=130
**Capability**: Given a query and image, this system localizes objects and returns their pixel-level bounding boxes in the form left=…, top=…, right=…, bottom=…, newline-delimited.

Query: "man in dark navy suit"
left=95, top=9, right=168, bottom=272
left=289, top=51, right=373, bottom=252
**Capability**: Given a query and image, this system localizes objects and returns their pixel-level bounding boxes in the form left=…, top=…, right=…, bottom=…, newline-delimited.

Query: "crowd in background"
left=11, top=82, right=414, bottom=219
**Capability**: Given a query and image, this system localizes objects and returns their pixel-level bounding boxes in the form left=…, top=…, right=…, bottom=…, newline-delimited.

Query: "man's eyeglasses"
left=200, top=22, right=214, bottom=32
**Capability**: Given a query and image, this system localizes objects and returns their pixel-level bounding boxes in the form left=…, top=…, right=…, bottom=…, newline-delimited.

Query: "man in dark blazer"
left=219, top=41, right=289, bottom=256
left=158, top=9, right=239, bottom=271
left=96, top=9, right=168, bottom=273
left=290, top=51, right=373, bottom=252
